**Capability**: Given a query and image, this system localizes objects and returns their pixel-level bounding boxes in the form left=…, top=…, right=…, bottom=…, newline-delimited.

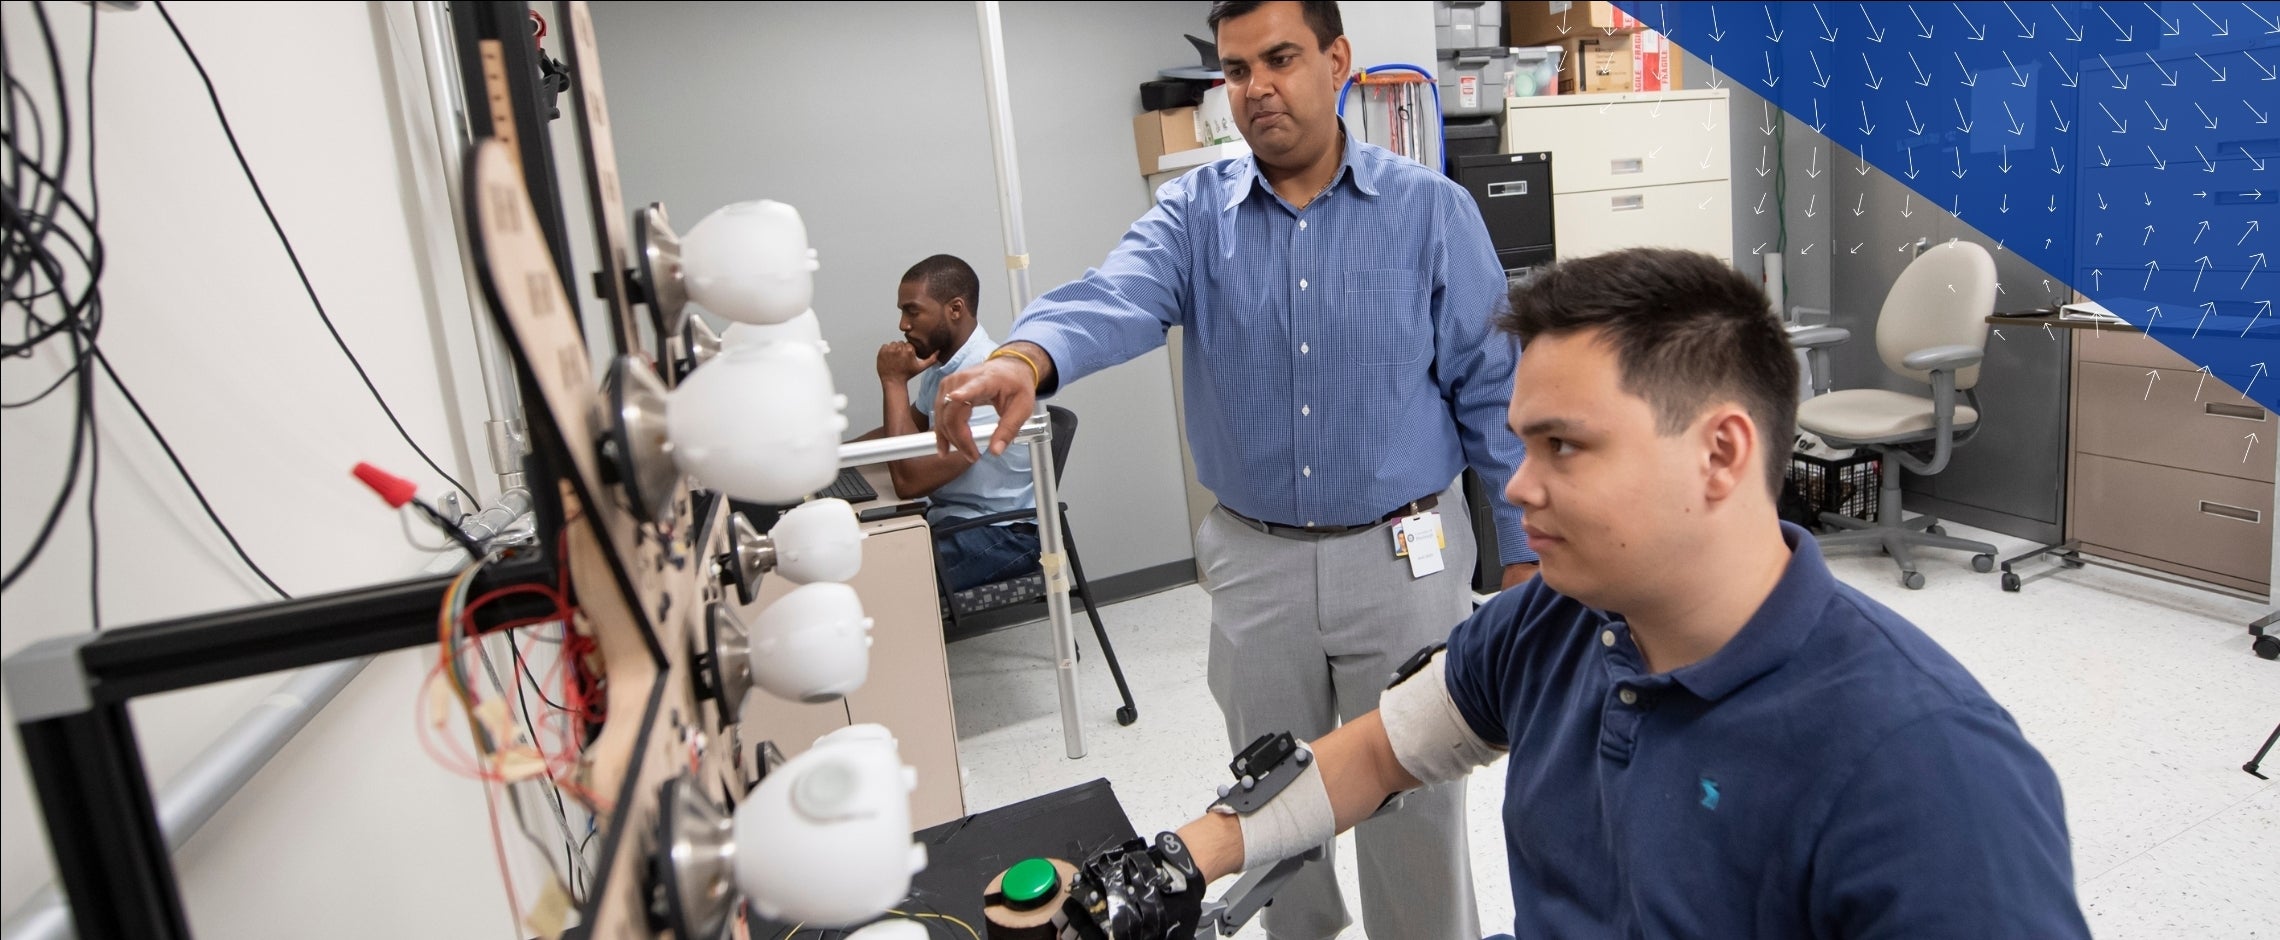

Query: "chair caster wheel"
left=1902, top=572, right=1925, bottom=590
left=1972, top=554, right=1995, bottom=573
left=1116, top=705, right=1138, bottom=726
left=2001, top=572, right=2021, bottom=592
left=1927, top=525, right=1947, bottom=537
left=2255, top=635, right=2280, bottom=660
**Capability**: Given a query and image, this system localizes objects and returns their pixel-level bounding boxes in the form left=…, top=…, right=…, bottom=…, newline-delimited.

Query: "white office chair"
left=1791, top=241, right=2000, bottom=589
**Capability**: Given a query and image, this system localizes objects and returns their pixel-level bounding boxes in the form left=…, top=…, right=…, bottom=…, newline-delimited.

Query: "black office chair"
left=929, top=406, right=1139, bottom=726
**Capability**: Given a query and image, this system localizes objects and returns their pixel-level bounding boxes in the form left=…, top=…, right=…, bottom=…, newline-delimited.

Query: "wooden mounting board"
left=466, top=138, right=735, bottom=939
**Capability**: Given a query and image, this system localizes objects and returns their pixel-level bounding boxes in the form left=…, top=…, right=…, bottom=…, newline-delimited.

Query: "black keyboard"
left=815, top=467, right=878, bottom=504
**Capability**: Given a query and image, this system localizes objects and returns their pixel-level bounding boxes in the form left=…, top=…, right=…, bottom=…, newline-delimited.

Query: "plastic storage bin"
left=1436, top=48, right=1511, bottom=117
left=1434, top=0, right=1503, bottom=51
left=1506, top=45, right=1563, bottom=98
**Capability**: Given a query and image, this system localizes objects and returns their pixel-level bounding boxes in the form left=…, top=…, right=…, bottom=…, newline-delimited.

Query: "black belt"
left=1222, top=493, right=1440, bottom=538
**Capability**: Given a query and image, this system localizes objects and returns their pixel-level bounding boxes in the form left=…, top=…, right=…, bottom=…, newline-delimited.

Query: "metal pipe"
left=836, top=414, right=1046, bottom=469
left=974, top=1, right=1083, bottom=760
left=2, top=659, right=371, bottom=940
left=413, top=0, right=528, bottom=493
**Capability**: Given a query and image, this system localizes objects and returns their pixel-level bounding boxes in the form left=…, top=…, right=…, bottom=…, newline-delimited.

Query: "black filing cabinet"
left=1452, top=151, right=1555, bottom=274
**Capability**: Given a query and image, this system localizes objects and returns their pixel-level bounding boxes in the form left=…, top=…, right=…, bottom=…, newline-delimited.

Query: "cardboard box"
left=1507, top=1, right=1641, bottom=46
left=1557, top=33, right=1634, bottom=94
left=1630, top=28, right=1682, bottom=91
left=1133, top=106, right=1204, bottom=176
left=1555, top=29, right=1680, bottom=94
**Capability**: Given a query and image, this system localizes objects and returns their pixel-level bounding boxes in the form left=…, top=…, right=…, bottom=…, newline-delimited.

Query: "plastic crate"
left=1789, top=451, right=1879, bottom=528
left=1434, top=0, right=1502, bottom=51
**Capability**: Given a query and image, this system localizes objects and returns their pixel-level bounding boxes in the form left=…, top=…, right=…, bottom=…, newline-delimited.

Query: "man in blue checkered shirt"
left=935, top=3, right=1524, bottom=935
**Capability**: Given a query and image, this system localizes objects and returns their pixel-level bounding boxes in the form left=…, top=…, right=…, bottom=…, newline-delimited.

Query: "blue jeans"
left=936, top=522, right=1041, bottom=593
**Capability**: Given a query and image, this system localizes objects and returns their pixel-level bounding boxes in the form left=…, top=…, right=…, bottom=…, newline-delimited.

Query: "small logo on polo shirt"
left=1699, top=777, right=1721, bottom=811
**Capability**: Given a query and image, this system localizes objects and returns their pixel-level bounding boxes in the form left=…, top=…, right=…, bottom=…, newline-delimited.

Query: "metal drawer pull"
left=1611, top=158, right=1644, bottom=174
left=2198, top=501, right=2261, bottom=524
left=1610, top=194, right=1646, bottom=211
left=2204, top=402, right=2267, bottom=422
left=1487, top=180, right=1529, bottom=197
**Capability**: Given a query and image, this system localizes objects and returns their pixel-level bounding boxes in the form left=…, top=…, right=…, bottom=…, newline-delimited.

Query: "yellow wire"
left=890, top=910, right=980, bottom=940
left=777, top=922, right=804, bottom=940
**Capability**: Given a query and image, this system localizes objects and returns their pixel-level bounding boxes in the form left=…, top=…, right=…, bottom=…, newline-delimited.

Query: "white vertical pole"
left=975, top=1, right=1084, bottom=759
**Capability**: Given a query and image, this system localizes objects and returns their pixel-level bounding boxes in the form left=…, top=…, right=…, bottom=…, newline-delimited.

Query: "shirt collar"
left=1220, top=127, right=1378, bottom=212
left=1663, top=523, right=1837, bottom=703
left=936, top=324, right=995, bottom=374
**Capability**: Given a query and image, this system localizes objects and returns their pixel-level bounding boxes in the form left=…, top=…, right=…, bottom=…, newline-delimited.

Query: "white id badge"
left=1402, top=512, right=1445, bottom=578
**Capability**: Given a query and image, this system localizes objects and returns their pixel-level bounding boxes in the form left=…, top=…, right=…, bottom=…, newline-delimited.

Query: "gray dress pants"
left=1196, top=481, right=1482, bottom=940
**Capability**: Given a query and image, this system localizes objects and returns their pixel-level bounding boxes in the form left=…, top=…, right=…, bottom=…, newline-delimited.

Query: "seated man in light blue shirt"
left=857, top=254, right=1038, bottom=592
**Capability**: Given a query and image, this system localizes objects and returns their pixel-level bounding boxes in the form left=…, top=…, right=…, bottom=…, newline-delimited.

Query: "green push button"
left=1001, top=857, right=1059, bottom=907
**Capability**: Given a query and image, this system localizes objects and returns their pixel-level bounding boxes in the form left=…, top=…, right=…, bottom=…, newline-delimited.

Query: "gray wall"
left=591, top=1, right=1208, bottom=582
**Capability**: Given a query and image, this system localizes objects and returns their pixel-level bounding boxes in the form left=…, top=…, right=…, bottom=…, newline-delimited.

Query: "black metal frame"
left=10, top=559, right=557, bottom=940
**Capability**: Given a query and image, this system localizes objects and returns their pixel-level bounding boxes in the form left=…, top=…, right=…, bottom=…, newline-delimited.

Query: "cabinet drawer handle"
left=2198, top=501, right=2262, bottom=524
left=1610, top=158, right=1644, bottom=175
left=1610, top=194, right=1646, bottom=211
left=1487, top=180, right=1529, bottom=197
left=2204, top=401, right=2267, bottom=422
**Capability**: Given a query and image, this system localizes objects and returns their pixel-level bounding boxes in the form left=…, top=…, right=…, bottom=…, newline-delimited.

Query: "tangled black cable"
left=2, top=2, right=105, bottom=620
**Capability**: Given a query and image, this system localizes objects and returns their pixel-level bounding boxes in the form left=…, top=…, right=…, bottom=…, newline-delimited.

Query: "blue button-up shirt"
left=913, top=325, right=1035, bottom=526
left=1008, top=133, right=1531, bottom=561
left=1444, top=523, right=2089, bottom=938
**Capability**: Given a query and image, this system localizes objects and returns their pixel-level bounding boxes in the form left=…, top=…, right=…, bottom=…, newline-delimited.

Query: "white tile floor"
left=944, top=521, right=2280, bottom=939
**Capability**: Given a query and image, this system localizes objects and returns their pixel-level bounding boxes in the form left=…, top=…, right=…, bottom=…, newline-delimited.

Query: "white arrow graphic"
left=2005, top=102, right=2026, bottom=135
left=1956, top=2, right=1988, bottom=38
left=2197, top=52, right=2228, bottom=81
left=2248, top=300, right=2274, bottom=336
left=1808, top=146, right=1823, bottom=178
left=2244, top=146, right=2268, bottom=170
left=2101, top=102, right=2128, bottom=132
left=2194, top=364, right=2212, bottom=401
left=2198, top=145, right=2218, bottom=171
left=1766, top=51, right=1782, bottom=87
left=1911, top=3, right=1935, bottom=37
left=1708, top=5, right=1726, bottom=40
left=1955, top=149, right=1969, bottom=178
left=2054, top=2, right=2085, bottom=40
left=2149, top=145, right=2169, bottom=170
left=2146, top=225, right=2159, bottom=246
left=1759, top=144, right=1772, bottom=177
left=2246, top=363, right=2269, bottom=402
left=2100, top=53, right=2131, bottom=89
left=2249, top=50, right=2278, bottom=80
left=1862, top=3, right=1888, bottom=40
left=2144, top=370, right=2162, bottom=400
left=2146, top=100, right=2171, bottom=131
left=2250, top=99, right=2272, bottom=124
left=2244, top=220, right=2264, bottom=245
left=2149, top=55, right=2178, bottom=88
left=1855, top=192, right=1867, bottom=216
left=2192, top=2, right=2230, bottom=35
left=2001, top=144, right=2014, bottom=172
left=1756, top=191, right=1771, bottom=215
left=1864, top=54, right=1884, bottom=90
left=1806, top=194, right=1820, bottom=217
left=1767, top=4, right=1787, bottom=41
left=2093, top=268, right=2104, bottom=289
left=2244, top=253, right=2268, bottom=289
left=2101, top=5, right=2135, bottom=40
left=1956, top=50, right=1979, bottom=86
left=2193, top=255, right=2213, bottom=291
left=2052, top=147, right=2066, bottom=173
left=2004, top=0, right=2037, bottom=36
left=2145, top=2, right=2182, bottom=36
left=2245, top=2, right=2280, bottom=33
left=1812, top=50, right=1833, bottom=88
left=2051, top=100, right=2073, bottom=132
left=2248, top=433, right=2264, bottom=463
left=1907, top=147, right=1921, bottom=179
left=2195, top=301, right=2214, bottom=336
left=1911, top=49, right=1934, bottom=86
left=1956, top=98, right=1976, bottom=132
left=2145, top=258, right=2161, bottom=289
left=1816, top=2, right=1840, bottom=39
left=2005, top=50, right=2031, bottom=86
left=2050, top=51, right=2080, bottom=88
left=2196, top=220, right=2212, bottom=243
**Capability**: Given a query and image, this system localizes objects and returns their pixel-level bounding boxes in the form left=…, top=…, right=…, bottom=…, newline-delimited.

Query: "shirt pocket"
left=1342, top=269, right=1432, bottom=366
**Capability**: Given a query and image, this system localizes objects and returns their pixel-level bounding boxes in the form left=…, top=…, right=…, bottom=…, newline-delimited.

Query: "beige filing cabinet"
left=2067, top=329, right=2275, bottom=595
left=1502, top=89, right=1732, bottom=264
left=738, top=466, right=966, bottom=828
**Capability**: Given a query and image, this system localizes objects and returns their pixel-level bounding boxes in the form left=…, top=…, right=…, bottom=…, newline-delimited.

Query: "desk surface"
left=745, top=778, right=1139, bottom=937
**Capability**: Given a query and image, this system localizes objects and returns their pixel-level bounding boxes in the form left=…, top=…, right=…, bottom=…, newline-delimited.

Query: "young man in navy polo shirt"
left=1156, top=248, right=2090, bottom=937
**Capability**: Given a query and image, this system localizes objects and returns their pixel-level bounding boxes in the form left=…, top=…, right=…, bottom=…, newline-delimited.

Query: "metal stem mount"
left=1209, top=732, right=1312, bottom=815
left=599, top=355, right=678, bottom=526
left=647, top=775, right=736, bottom=939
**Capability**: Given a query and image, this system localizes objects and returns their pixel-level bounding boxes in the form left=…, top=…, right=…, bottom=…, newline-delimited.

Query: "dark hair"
left=1208, top=0, right=1344, bottom=50
left=900, top=254, right=980, bottom=314
left=1499, top=249, right=1798, bottom=499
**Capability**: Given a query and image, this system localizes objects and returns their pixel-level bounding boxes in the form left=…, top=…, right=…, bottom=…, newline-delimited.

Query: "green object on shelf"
left=1001, top=857, right=1060, bottom=906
